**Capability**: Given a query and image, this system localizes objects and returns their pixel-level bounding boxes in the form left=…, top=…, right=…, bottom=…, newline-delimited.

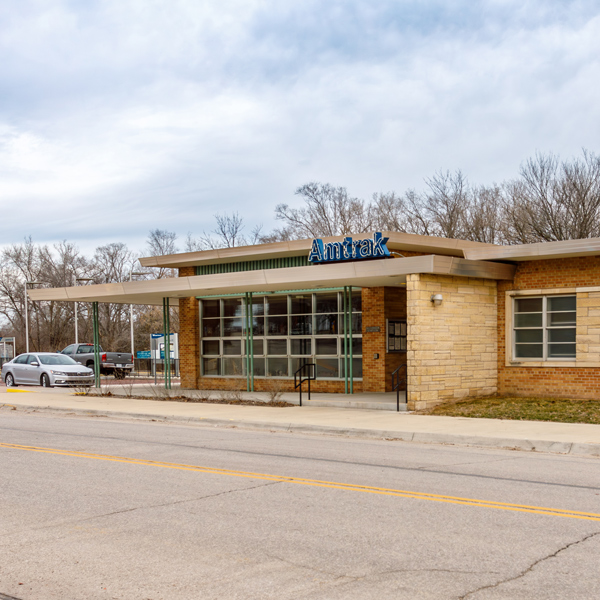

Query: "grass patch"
left=418, top=396, right=600, bottom=424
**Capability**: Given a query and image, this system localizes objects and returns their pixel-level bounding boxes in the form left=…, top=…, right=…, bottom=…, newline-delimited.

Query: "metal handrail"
left=294, top=363, right=316, bottom=407
left=391, top=363, right=407, bottom=412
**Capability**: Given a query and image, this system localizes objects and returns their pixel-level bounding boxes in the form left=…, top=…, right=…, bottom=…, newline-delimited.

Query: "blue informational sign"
left=137, top=350, right=151, bottom=359
left=308, top=232, right=391, bottom=264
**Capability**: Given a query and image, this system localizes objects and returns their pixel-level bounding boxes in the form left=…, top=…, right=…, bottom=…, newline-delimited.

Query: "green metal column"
left=349, top=287, right=354, bottom=394
left=163, top=298, right=171, bottom=390
left=92, top=302, right=100, bottom=388
left=244, top=293, right=250, bottom=392
left=249, top=292, right=254, bottom=392
left=343, top=287, right=348, bottom=394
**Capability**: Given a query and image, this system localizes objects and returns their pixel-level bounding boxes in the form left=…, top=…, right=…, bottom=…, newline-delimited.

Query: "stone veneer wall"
left=406, top=274, right=497, bottom=410
left=498, top=256, right=600, bottom=398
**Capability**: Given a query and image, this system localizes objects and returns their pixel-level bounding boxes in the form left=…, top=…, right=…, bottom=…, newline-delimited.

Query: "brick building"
left=31, top=232, right=600, bottom=409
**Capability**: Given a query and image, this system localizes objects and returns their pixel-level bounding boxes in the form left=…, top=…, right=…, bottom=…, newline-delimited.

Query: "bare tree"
left=187, top=212, right=263, bottom=250
left=274, top=183, right=375, bottom=238
left=504, top=150, right=600, bottom=242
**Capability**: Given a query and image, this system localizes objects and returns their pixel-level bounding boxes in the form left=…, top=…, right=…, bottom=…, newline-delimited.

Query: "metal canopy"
left=27, top=255, right=516, bottom=306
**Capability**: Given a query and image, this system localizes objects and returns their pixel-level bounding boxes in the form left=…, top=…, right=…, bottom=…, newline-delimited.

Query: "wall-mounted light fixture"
left=430, top=294, right=443, bottom=306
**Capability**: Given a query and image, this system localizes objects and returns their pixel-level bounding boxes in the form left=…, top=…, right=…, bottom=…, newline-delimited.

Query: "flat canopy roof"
left=139, top=231, right=497, bottom=269
left=464, top=237, right=600, bottom=262
left=28, top=255, right=516, bottom=306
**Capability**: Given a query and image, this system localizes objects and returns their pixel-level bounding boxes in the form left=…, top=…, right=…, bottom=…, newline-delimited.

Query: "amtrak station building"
left=30, top=231, right=600, bottom=410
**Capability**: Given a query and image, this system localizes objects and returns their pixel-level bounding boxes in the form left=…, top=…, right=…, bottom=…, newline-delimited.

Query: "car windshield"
left=38, top=355, right=79, bottom=366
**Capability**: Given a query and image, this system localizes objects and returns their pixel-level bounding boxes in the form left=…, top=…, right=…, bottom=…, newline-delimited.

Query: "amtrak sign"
left=308, top=232, right=391, bottom=264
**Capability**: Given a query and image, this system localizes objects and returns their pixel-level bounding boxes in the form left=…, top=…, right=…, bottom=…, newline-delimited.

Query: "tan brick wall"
left=407, top=274, right=497, bottom=410
left=499, top=257, right=600, bottom=398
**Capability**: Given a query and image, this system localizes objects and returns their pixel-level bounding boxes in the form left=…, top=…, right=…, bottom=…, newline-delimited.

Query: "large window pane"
left=315, top=293, right=338, bottom=313
left=341, top=358, right=363, bottom=378
left=548, top=312, right=576, bottom=326
left=267, top=339, right=287, bottom=355
left=514, top=313, right=543, bottom=328
left=223, top=340, right=242, bottom=355
left=267, top=358, right=288, bottom=376
left=291, top=315, right=312, bottom=335
left=341, top=313, right=362, bottom=334
left=223, top=317, right=243, bottom=337
left=252, top=317, right=265, bottom=336
left=291, top=294, right=312, bottom=314
left=203, top=300, right=220, bottom=318
left=251, top=298, right=265, bottom=315
left=515, top=330, right=543, bottom=343
left=223, top=298, right=243, bottom=317
left=202, top=340, right=219, bottom=355
left=352, top=337, right=362, bottom=355
left=315, top=314, right=338, bottom=335
left=266, top=296, right=287, bottom=315
left=515, top=344, right=543, bottom=358
left=548, top=296, right=576, bottom=312
left=351, top=293, right=362, bottom=312
left=548, top=328, right=576, bottom=343
left=291, top=357, right=312, bottom=375
left=202, top=319, right=221, bottom=337
left=291, top=338, right=311, bottom=355
left=223, top=357, right=243, bottom=376
left=515, top=298, right=543, bottom=313
left=244, top=357, right=265, bottom=376
left=316, top=338, right=337, bottom=355
left=548, top=344, right=576, bottom=358
left=202, top=357, right=220, bottom=375
left=316, top=358, right=339, bottom=378
left=267, top=316, right=288, bottom=336
left=247, top=339, right=264, bottom=355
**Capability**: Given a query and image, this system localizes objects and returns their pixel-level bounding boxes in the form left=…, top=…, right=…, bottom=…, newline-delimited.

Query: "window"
left=200, top=291, right=362, bottom=379
left=513, top=295, right=576, bottom=360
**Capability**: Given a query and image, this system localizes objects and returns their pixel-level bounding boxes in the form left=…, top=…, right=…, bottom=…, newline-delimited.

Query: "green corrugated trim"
left=196, top=255, right=310, bottom=276
left=196, top=287, right=361, bottom=299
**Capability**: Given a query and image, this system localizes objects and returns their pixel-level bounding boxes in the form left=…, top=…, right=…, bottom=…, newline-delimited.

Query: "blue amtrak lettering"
left=308, top=232, right=390, bottom=263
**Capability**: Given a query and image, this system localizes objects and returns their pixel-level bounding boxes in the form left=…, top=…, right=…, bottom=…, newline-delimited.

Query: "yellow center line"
left=3, top=442, right=600, bottom=521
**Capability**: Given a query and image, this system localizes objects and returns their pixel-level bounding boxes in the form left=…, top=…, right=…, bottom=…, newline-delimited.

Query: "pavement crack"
left=458, top=529, right=600, bottom=599
left=263, top=552, right=360, bottom=581
left=0, top=481, right=282, bottom=542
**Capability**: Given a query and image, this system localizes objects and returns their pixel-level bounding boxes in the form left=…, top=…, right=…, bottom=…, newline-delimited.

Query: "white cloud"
left=1, top=0, right=600, bottom=254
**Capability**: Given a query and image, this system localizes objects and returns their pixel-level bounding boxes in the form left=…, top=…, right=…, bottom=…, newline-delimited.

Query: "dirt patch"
left=417, top=396, right=600, bottom=424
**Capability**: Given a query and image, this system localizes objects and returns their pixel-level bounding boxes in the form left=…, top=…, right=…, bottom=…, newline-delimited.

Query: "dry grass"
left=418, top=396, right=600, bottom=424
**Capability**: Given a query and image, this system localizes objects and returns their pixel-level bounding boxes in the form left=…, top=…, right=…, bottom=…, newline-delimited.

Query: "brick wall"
left=178, top=267, right=200, bottom=389
left=499, top=257, right=600, bottom=398
left=407, top=274, right=498, bottom=410
left=361, top=287, right=407, bottom=392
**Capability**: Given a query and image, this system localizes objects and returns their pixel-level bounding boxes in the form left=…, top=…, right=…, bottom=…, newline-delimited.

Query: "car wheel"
left=41, top=373, right=52, bottom=388
left=5, top=373, right=16, bottom=387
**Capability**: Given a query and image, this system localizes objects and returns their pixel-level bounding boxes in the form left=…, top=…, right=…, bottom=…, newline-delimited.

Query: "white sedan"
left=2, top=352, right=94, bottom=388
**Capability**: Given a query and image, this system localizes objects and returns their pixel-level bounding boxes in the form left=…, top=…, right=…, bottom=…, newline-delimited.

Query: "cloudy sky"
left=1, top=0, right=600, bottom=256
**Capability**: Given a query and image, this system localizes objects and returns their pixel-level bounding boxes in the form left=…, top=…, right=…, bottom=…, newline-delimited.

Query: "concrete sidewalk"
left=2, top=385, right=600, bottom=457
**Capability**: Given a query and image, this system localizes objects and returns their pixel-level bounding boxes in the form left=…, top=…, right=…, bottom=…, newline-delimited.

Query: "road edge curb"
left=5, top=403, right=600, bottom=457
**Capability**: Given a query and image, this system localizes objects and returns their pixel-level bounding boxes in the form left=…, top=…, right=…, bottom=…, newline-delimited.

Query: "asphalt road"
left=1, top=412, right=600, bottom=600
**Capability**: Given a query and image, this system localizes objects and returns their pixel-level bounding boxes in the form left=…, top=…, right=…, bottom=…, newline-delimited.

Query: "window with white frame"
left=200, top=291, right=362, bottom=379
left=513, top=295, right=576, bottom=360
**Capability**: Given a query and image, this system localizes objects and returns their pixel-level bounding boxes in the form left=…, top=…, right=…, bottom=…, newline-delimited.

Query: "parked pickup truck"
left=60, top=343, right=134, bottom=379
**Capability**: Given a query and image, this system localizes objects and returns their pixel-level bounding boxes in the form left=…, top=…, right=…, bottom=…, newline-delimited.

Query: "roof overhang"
left=464, top=237, right=600, bottom=262
left=28, top=255, right=515, bottom=305
left=139, top=231, right=497, bottom=269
